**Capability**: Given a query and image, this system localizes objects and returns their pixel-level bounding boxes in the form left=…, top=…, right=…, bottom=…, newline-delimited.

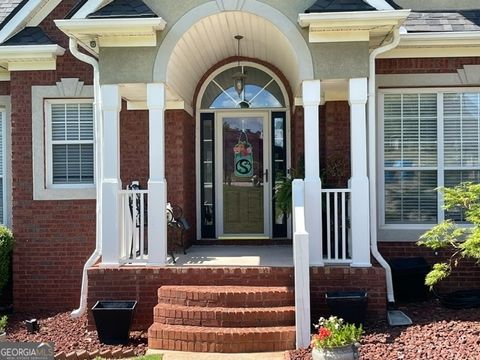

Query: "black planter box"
left=389, top=257, right=430, bottom=302
left=325, top=291, right=367, bottom=325
left=91, top=300, right=137, bottom=345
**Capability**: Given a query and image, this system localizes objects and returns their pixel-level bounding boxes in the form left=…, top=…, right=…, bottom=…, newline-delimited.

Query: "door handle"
left=264, top=169, right=269, bottom=183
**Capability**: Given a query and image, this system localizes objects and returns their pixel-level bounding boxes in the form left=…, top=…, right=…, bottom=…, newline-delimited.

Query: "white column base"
left=101, top=179, right=121, bottom=266
left=350, top=176, right=371, bottom=267
left=148, top=179, right=168, bottom=266
left=304, top=178, right=324, bottom=266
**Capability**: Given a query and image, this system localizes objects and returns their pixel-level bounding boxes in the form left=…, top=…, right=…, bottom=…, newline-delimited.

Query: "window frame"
left=44, top=98, right=95, bottom=189
left=379, top=87, right=480, bottom=230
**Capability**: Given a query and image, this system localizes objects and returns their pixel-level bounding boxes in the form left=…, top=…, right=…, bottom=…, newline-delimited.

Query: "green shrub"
left=0, top=315, right=7, bottom=333
left=418, top=182, right=480, bottom=287
left=0, top=226, right=13, bottom=295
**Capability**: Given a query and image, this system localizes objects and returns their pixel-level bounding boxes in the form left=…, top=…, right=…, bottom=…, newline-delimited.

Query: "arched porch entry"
left=153, top=2, right=314, bottom=241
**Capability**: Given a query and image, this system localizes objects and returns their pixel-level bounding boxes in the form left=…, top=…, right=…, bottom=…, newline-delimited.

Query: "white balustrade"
left=292, top=179, right=310, bottom=349
left=321, top=188, right=351, bottom=263
left=119, top=189, right=149, bottom=264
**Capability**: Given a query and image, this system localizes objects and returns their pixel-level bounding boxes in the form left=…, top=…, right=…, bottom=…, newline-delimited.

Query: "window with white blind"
left=381, top=90, right=480, bottom=226
left=45, top=99, right=94, bottom=187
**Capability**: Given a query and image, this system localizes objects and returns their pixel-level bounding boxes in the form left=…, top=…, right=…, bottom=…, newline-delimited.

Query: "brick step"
left=148, top=323, right=296, bottom=353
left=158, top=285, right=294, bottom=308
left=153, top=303, right=295, bottom=327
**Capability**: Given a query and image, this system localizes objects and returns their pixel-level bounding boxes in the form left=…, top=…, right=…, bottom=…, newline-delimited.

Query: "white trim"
left=377, top=87, right=480, bottom=232
left=44, top=99, right=95, bottom=189
left=71, top=0, right=110, bottom=19
left=28, top=0, right=62, bottom=26
left=32, top=81, right=95, bottom=200
left=195, top=61, right=291, bottom=240
left=379, top=31, right=480, bottom=59
left=0, top=44, right=65, bottom=71
left=55, top=18, right=166, bottom=50
left=154, top=0, right=314, bottom=86
left=363, top=0, right=394, bottom=10
left=0, top=96, right=11, bottom=227
left=298, top=10, right=410, bottom=28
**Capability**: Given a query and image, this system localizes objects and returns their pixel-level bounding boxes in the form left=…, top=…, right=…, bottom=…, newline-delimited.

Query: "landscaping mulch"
left=287, top=299, right=480, bottom=360
left=5, top=310, right=147, bottom=357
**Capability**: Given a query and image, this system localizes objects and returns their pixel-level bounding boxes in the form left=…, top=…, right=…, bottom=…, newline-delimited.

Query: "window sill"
left=33, top=186, right=96, bottom=201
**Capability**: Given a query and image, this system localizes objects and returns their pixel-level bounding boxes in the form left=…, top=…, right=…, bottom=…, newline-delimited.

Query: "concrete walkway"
left=147, top=349, right=286, bottom=360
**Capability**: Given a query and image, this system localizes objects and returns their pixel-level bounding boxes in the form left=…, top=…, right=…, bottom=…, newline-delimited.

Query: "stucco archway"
left=153, top=0, right=314, bottom=105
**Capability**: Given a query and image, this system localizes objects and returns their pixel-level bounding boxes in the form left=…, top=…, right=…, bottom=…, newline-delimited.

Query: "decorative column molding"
left=100, top=84, right=121, bottom=266
left=302, top=80, right=323, bottom=266
left=147, top=83, right=168, bottom=265
left=348, top=78, right=371, bottom=267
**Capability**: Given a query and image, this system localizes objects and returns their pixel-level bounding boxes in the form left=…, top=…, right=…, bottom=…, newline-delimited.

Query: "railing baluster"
left=334, top=191, right=339, bottom=260
left=326, top=193, right=331, bottom=260
left=140, top=193, right=145, bottom=260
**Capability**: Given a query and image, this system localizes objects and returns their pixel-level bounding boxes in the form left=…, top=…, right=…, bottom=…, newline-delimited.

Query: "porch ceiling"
left=166, top=11, right=299, bottom=107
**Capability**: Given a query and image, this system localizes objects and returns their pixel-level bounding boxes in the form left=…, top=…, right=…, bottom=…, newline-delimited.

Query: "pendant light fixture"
left=232, top=35, right=246, bottom=96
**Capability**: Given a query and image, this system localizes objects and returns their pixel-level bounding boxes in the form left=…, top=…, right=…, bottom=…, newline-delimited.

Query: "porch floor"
left=167, top=245, right=293, bottom=267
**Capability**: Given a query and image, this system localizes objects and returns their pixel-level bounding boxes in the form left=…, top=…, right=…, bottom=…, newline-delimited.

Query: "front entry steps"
left=148, top=285, right=296, bottom=353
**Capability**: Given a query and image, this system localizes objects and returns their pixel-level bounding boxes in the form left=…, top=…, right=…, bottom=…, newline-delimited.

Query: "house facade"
left=1, top=0, right=480, bottom=352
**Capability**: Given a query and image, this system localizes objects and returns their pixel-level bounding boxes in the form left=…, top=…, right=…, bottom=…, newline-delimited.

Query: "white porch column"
left=349, top=78, right=371, bottom=267
left=100, top=84, right=121, bottom=266
left=147, top=83, right=167, bottom=265
left=302, top=80, right=323, bottom=266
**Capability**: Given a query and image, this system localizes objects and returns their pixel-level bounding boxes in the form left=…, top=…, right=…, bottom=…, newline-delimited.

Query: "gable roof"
left=305, top=0, right=376, bottom=13
left=87, top=0, right=157, bottom=19
left=405, top=11, right=480, bottom=32
left=1, top=26, right=53, bottom=46
left=0, top=0, right=27, bottom=30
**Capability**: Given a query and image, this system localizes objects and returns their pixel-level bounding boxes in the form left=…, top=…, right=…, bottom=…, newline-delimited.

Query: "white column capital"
left=101, top=84, right=121, bottom=112
left=348, top=78, right=368, bottom=106
left=147, top=83, right=166, bottom=110
left=302, top=80, right=321, bottom=107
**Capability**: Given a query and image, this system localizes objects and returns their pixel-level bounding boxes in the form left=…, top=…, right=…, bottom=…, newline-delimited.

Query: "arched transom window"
left=201, top=66, right=285, bottom=109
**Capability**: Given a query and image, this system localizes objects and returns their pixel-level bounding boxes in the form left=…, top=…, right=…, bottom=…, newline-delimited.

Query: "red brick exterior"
left=376, top=57, right=480, bottom=74
left=87, top=266, right=386, bottom=331
left=11, top=0, right=95, bottom=312
left=379, top=242, right=480, bottom=294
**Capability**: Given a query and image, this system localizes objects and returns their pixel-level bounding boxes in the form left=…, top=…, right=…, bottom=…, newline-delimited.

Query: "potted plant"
left=0, top=315, right=7, bottom=341
left=311, top=316, right=363, bottom=360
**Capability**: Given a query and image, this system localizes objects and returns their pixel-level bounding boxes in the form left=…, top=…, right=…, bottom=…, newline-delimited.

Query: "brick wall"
left=165, top=110, right=196, bottom=246
left=379, top=242, right=480, bottom=294
left=87, top=266, right=386, bottom=331
left=321, top=102, right=350, bottom=188
left=377, top=57, right=480, bottom=74
left=11, top=0, right=95, bottom=312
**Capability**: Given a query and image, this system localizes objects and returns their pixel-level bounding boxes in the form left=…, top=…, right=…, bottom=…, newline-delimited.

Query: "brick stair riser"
left=153, top=304, right=295, bottom=327
left=147, top=324, right=296, bottom=353
left=158, top=287, right=294, bottom=308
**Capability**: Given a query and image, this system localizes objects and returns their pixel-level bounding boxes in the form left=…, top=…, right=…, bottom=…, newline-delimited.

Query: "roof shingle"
left=305, top=0, right=376, bottom=13
left=1, top=26, right=54, bottom=46
left=405, top=11, right=480, bottom=32
left=87, top=0, right=157, bottom=19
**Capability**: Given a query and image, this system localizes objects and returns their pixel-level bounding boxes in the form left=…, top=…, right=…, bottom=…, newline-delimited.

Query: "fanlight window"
left=201, top=66, right=285, bottom=109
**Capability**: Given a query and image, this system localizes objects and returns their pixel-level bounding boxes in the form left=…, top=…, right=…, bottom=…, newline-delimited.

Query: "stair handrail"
left=292, top=179, right=311, bottom=348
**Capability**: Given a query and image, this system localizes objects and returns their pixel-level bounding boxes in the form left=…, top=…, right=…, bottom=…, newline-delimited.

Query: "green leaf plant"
left=417, top=182, right=480, bottom=288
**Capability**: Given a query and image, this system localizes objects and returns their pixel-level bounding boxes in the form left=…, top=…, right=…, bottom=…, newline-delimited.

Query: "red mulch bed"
left=5, top=311, right=147, bottom=356
left=287, top=299, right=480, bottom=360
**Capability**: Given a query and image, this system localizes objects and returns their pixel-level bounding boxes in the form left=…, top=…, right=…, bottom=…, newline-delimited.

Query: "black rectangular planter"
left=326, top=291, right=368, bottom=325
left=91, top=300, right=137, bottom=345
left=389, top=257, right=430, bottom=302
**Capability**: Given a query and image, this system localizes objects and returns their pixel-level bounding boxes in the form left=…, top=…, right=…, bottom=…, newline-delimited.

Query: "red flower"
left=318, top=327, right=331, bottom=340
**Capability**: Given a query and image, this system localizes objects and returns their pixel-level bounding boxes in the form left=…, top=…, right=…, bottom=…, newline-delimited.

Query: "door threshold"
left=217, top=235, right=270, bottom=240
